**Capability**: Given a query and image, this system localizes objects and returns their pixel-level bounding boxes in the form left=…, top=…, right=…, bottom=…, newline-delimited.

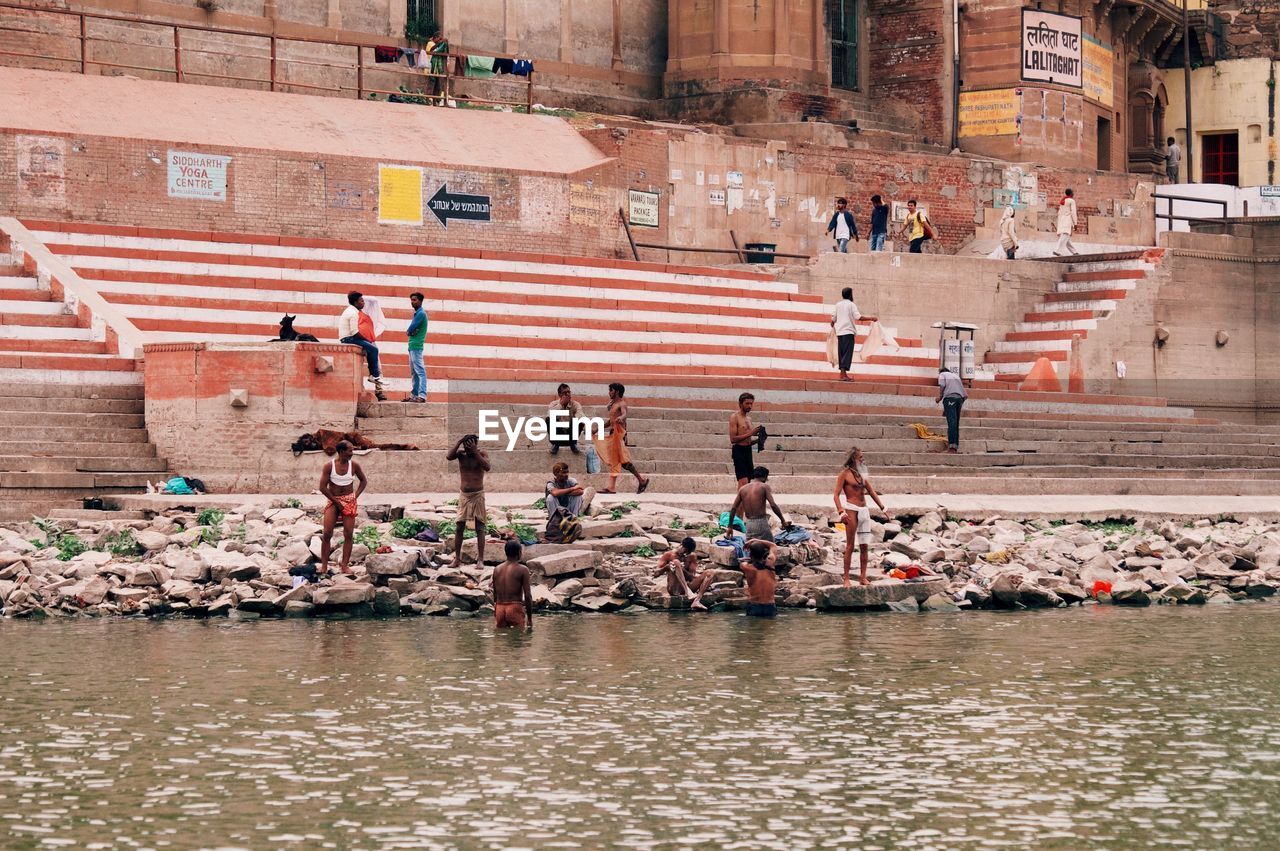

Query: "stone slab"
left=813, top=578, right=947, bottom=611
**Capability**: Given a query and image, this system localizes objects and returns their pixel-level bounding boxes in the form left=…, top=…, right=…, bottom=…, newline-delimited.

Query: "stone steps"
left=0, top=455, right=168, bottom=473
left=0, top=410, right=144, bottom=428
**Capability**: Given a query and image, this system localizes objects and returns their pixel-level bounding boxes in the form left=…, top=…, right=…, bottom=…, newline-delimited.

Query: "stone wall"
left=1214, top=0, right=1280, bottom=59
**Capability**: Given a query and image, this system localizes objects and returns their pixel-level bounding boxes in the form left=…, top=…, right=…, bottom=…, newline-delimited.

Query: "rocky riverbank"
left=1, top=499, right=1278, bottom=620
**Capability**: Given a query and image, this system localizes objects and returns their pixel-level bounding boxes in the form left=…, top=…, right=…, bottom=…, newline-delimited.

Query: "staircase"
left=984, top=251, right=1157, bottom=385
left=0, top=260, right=164, bottom=520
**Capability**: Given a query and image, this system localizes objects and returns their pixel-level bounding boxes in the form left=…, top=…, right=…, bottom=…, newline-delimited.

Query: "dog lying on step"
left=271, top=315, right=320, bottom=342
left=291, top=429, right=419, bottom=456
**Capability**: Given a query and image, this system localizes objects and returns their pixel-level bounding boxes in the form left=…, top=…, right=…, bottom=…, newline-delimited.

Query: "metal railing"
left=1153, top=191, right=1230, bottom=228
left=0, top=1, right=534, bottom=112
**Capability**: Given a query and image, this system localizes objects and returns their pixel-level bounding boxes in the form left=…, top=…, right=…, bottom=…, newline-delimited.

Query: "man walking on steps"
left=831, top=287, right=861, bottom=382
left=339, top=291, right=387, bottom=401
left=1054, top=188, right=1079, bottom=256
left=594, top=382, right=650, bottom=494
left=937, top=366, right=967, bottom=454
left=825, top=197, right=859, bottom=253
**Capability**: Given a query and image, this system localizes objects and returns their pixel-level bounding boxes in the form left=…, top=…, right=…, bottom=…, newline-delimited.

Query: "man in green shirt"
left=406, top=292, right=428, bottom=402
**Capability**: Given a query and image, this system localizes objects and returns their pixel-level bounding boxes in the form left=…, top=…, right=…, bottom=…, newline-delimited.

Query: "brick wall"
left=1214, top=0, right=1280, bottom=59
left=867, top=0, right=949, bottom=145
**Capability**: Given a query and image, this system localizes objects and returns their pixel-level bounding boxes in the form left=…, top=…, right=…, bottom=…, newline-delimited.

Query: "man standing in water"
left=737, top=539, right=780, bottom=618
left=595, top=382, right=650, bottom=494
left=834, top=446, right=891, bottom=587
left=729, top=392, right=763, bottom=489
left=318, top=439, right=367, bottom=576
left=492, top=539, right=533, bottom=630
left=447, top=434, right=491, bottom=566
left=726, top=466, right=788, bottom=542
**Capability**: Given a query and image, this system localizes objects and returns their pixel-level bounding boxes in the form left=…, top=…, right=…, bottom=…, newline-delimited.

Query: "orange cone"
left=1019, top=356, right=1062, bottom=393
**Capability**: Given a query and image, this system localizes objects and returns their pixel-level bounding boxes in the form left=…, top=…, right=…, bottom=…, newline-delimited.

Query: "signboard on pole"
left=168, top=150, right=229, bottom=201
left=1021, top=10, right=1082, bottom=88
left=628, top=189, right=660, bottom=228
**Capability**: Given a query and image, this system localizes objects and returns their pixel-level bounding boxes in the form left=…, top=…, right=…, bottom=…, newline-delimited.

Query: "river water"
left=2, top=605, right=1279, bottom=849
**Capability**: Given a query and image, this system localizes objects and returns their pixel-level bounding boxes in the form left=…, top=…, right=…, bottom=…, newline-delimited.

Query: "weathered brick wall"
left=867, top=0, right=949, bottom=145
left=0, top=129, right=631, bottom=259
left=1213, top=0, right=1280, bottom=59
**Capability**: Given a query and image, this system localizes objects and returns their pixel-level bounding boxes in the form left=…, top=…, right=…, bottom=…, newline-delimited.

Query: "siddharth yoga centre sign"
left=1021, top=10, right=1083, bottom=89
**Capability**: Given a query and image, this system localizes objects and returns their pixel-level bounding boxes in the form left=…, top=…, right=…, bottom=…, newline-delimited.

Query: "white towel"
left=362, top=295, right=388, bottom=339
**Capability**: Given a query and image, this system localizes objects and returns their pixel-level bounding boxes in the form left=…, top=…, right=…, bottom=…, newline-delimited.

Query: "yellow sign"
left=959, top=89, right=1020, bottom=138
left=378, top=164, right=423, bottom=225
left=1082, top=35, right=1114, bottom=108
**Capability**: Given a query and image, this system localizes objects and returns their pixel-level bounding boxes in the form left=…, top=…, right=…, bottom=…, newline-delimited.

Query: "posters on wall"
left=1021, top=10, right=1082, bottom=89
left=378, top=164, right=423, bottom=225
left=627, top=189, right=660, bottom=228
left=15, top=135, right=66, bottom=205
left=1082, top=34, right=1114, bottom=107
left=958, top=89, right=1021, bottom=137
left=167, top=150, right=230, bottom=201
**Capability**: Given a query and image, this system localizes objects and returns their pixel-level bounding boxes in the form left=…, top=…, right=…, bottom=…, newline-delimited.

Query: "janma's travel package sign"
left=1022, top=10, right=1082, bottom=89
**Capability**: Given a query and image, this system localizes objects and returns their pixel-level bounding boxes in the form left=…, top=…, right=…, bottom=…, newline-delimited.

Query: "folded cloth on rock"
left=906, top=422, right=948, bottom=443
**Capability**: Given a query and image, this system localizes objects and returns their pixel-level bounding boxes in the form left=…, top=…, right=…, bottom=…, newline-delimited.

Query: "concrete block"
left=813, top=578, right=946, bottom=610
left=528, top=549, right=602, bottom=577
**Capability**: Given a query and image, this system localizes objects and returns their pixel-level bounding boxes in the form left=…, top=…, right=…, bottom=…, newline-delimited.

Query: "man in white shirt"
left=825, top=197, right=859, bottom=253
left=1165, top=137, right=1182, bottom=183
left=1053, top=188, right=1079, bottom=257
left=338, top=290, right=386, bottom=400
left=831, top=287, right=861, bottom=382
left=936, top=367, right=968, bottom=454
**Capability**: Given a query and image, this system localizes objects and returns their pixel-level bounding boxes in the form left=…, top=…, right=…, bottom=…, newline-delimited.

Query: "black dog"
left=271, top=315, right=320, bottom=343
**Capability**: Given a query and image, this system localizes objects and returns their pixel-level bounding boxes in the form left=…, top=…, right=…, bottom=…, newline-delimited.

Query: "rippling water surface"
left=2, top=605, right=1280, bottom=849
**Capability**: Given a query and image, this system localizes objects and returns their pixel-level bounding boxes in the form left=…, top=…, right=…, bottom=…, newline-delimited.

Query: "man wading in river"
left=492, top=540, right=533, bottom=630
left=736, top=539, right=780, bottom=618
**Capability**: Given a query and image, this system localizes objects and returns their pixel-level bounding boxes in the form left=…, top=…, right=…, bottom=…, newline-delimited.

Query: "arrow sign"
left=427, top=183, right=492, bottom=227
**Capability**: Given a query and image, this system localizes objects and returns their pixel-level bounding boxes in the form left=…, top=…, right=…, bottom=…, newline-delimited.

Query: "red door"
left=1201, top=133, right=1239, bottom=186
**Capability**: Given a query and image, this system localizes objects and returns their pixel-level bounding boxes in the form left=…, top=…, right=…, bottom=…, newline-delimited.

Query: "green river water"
left=1, top=604, right=1279, bottom=849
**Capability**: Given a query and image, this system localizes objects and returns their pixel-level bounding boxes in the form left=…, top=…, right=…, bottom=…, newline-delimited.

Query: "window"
left=831, top=0, right=858, bottom=90
left=406, top=0, right=437, bottom=42
left=1201, top=132, right=1239, bottom=186
left=1097, top=116, right=1111, bottom=171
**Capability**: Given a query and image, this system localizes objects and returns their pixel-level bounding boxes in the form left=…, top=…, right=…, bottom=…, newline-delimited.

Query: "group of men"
left=825, top=196, right=933, bottom=255
left=338, top=290, right=429, bottom=403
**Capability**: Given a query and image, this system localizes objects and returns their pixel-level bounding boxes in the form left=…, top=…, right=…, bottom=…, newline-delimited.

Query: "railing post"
left=527, top=70, right=533, bottom=114
left=173, top=25, right=182, bottom=82
left=355, top=44, right=363, bottom=99
left=79, top=13, right=87, bottom=73
left=269, top=35, right=277, bottom=91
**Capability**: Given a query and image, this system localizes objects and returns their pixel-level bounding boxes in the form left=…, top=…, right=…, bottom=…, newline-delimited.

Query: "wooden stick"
left=619, top=207, right=639, bottom=261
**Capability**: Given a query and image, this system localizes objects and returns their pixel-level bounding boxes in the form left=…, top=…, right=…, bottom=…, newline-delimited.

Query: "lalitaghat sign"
left=167, top=150, right=230, bottom=201
left=1021, top=10, right=1082, bottom=89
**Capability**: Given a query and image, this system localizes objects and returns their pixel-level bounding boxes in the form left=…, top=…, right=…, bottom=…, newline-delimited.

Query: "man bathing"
left=319, top=439, right=366, bottom=576
left=447, top=434, right=491, bottom=566
left=492, top=540, right=534, bottom=630
left=834, top=445, right=891, bottom=587
left=595, top=382, right=650, bottom=494
left=652, top=537, right=714, bottom=610
left=729, top=392, right=763, bottom=488
left=737, top=539, right=780, bottom=617
left=726, top=466, right=787, bottom=543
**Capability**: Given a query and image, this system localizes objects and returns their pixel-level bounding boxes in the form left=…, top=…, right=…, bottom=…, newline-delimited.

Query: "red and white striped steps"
left=24, top=222, right=949, bottom=390
left=986, top=253, right=1154, bottom=383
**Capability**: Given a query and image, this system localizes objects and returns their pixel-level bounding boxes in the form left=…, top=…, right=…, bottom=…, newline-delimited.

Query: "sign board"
left=378, top=164, right=423, bottom=225
left=1022, top=10, right=1082, bottom=88
left=1261, top=185, right=1280, bottom=197
left=709, top=189, right=726, bottom=206
left=628, top=189, right=660, bottom=228
left=1082, top=34, right=1114, bottom=107
left=168, top=150, right=229, bottom=201
left=959, top=89, right=1020, bottom=138
left=993, top=189, right=1024, bottom=209
left=428, top=183, right=491, bottom=227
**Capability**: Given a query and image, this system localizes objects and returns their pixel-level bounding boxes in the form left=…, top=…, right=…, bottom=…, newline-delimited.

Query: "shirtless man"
left=737, top=538, right=779, bottom=618
left=492, top=539, right=533, bottom=630
left=726, top=466, right=788, bottom=543
left=729, top=392, right=763, bottom=488
left=595, top=382, right=650, bottom=494
left=652, top=537, right=714, bottom=611
left=833, top=445, right=891, bottom=587
left=446, top=434, right=491, bottom=566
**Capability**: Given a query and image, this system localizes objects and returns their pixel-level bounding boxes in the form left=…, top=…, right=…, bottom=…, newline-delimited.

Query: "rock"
left=265, top=507, right=306, bottom=524
left=78, top=576, right=111, bottom=605
left=1246, top=580, right=1277, bottom=599
left=124, top=565, right=164, bottom=587
left=365, top=551, right=418, bottom=577
left=1110, top=581, right=1151, bottom=607
left=311, top=582, right=375, bottom=606
left=283, top=601, right=315, bottom=617
left=963, top=583, right=992, bottom=607
left=207, top=594, right=235, bottom=615
left=237, top=596, right=281, bottom=615
left=554, top=578, right=585, bottom=599
left=1205, top=591, right=1236, bottom=605
left=887, top=597, right=919, bottom=613
left=609, top=577, right=640, bottom=599
left=812, top=578, right=946, bottom=611
left=161, top=579, right=200, bottom=604
left=965, top=536, right=992, bottom=554
left=1164, top=584, right=1206, bottom=605
left=921, top=593, right=960, bottom=612
left=372, top=587, right=401, bottom=617
left=571, top=591, right=630, bottom=612
left=914, top=511, right=943, bottom=534
left=134, top=530, right=169, bottom=552
left=990, top=574, right=1019, bottom=607
left=108, top=587, right=150, bottom=602
left=579, top=519, right=639, bottom=538
left=709, top=545, right=740, bottom=567
left=527, top=549, right=602, bottom=577
left=74, top=551, right=112, bottom=568
left=1016, top=581, right=1062, bottom=608
left=530, top=584, right=566, bottom=609
left=201, top=550, right=261, bottom=583
left=278, top=541, right=312, bottom=566
left=1055, top=585, right=1088, bottom=606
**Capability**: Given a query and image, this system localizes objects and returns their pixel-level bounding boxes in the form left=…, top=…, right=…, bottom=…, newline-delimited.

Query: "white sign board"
left=1260, top=185, right=1280, bottom=198
left=167, top=150, right=230, bottom=201
left=1022, top=10, right=1082, bottom=88
left=628, top=189, right=660, bottom=228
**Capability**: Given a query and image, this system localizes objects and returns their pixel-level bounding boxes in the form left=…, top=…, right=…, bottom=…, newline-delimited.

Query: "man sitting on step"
left=338, top=291, right=387, bottom=401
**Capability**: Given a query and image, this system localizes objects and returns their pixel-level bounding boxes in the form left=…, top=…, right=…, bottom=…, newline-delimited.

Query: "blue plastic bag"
left=585, top=444, right=601, bottom=475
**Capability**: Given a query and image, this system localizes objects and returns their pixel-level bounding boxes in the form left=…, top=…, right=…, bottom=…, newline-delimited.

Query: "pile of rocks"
left=1, top=501, right=1277, bottom=620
